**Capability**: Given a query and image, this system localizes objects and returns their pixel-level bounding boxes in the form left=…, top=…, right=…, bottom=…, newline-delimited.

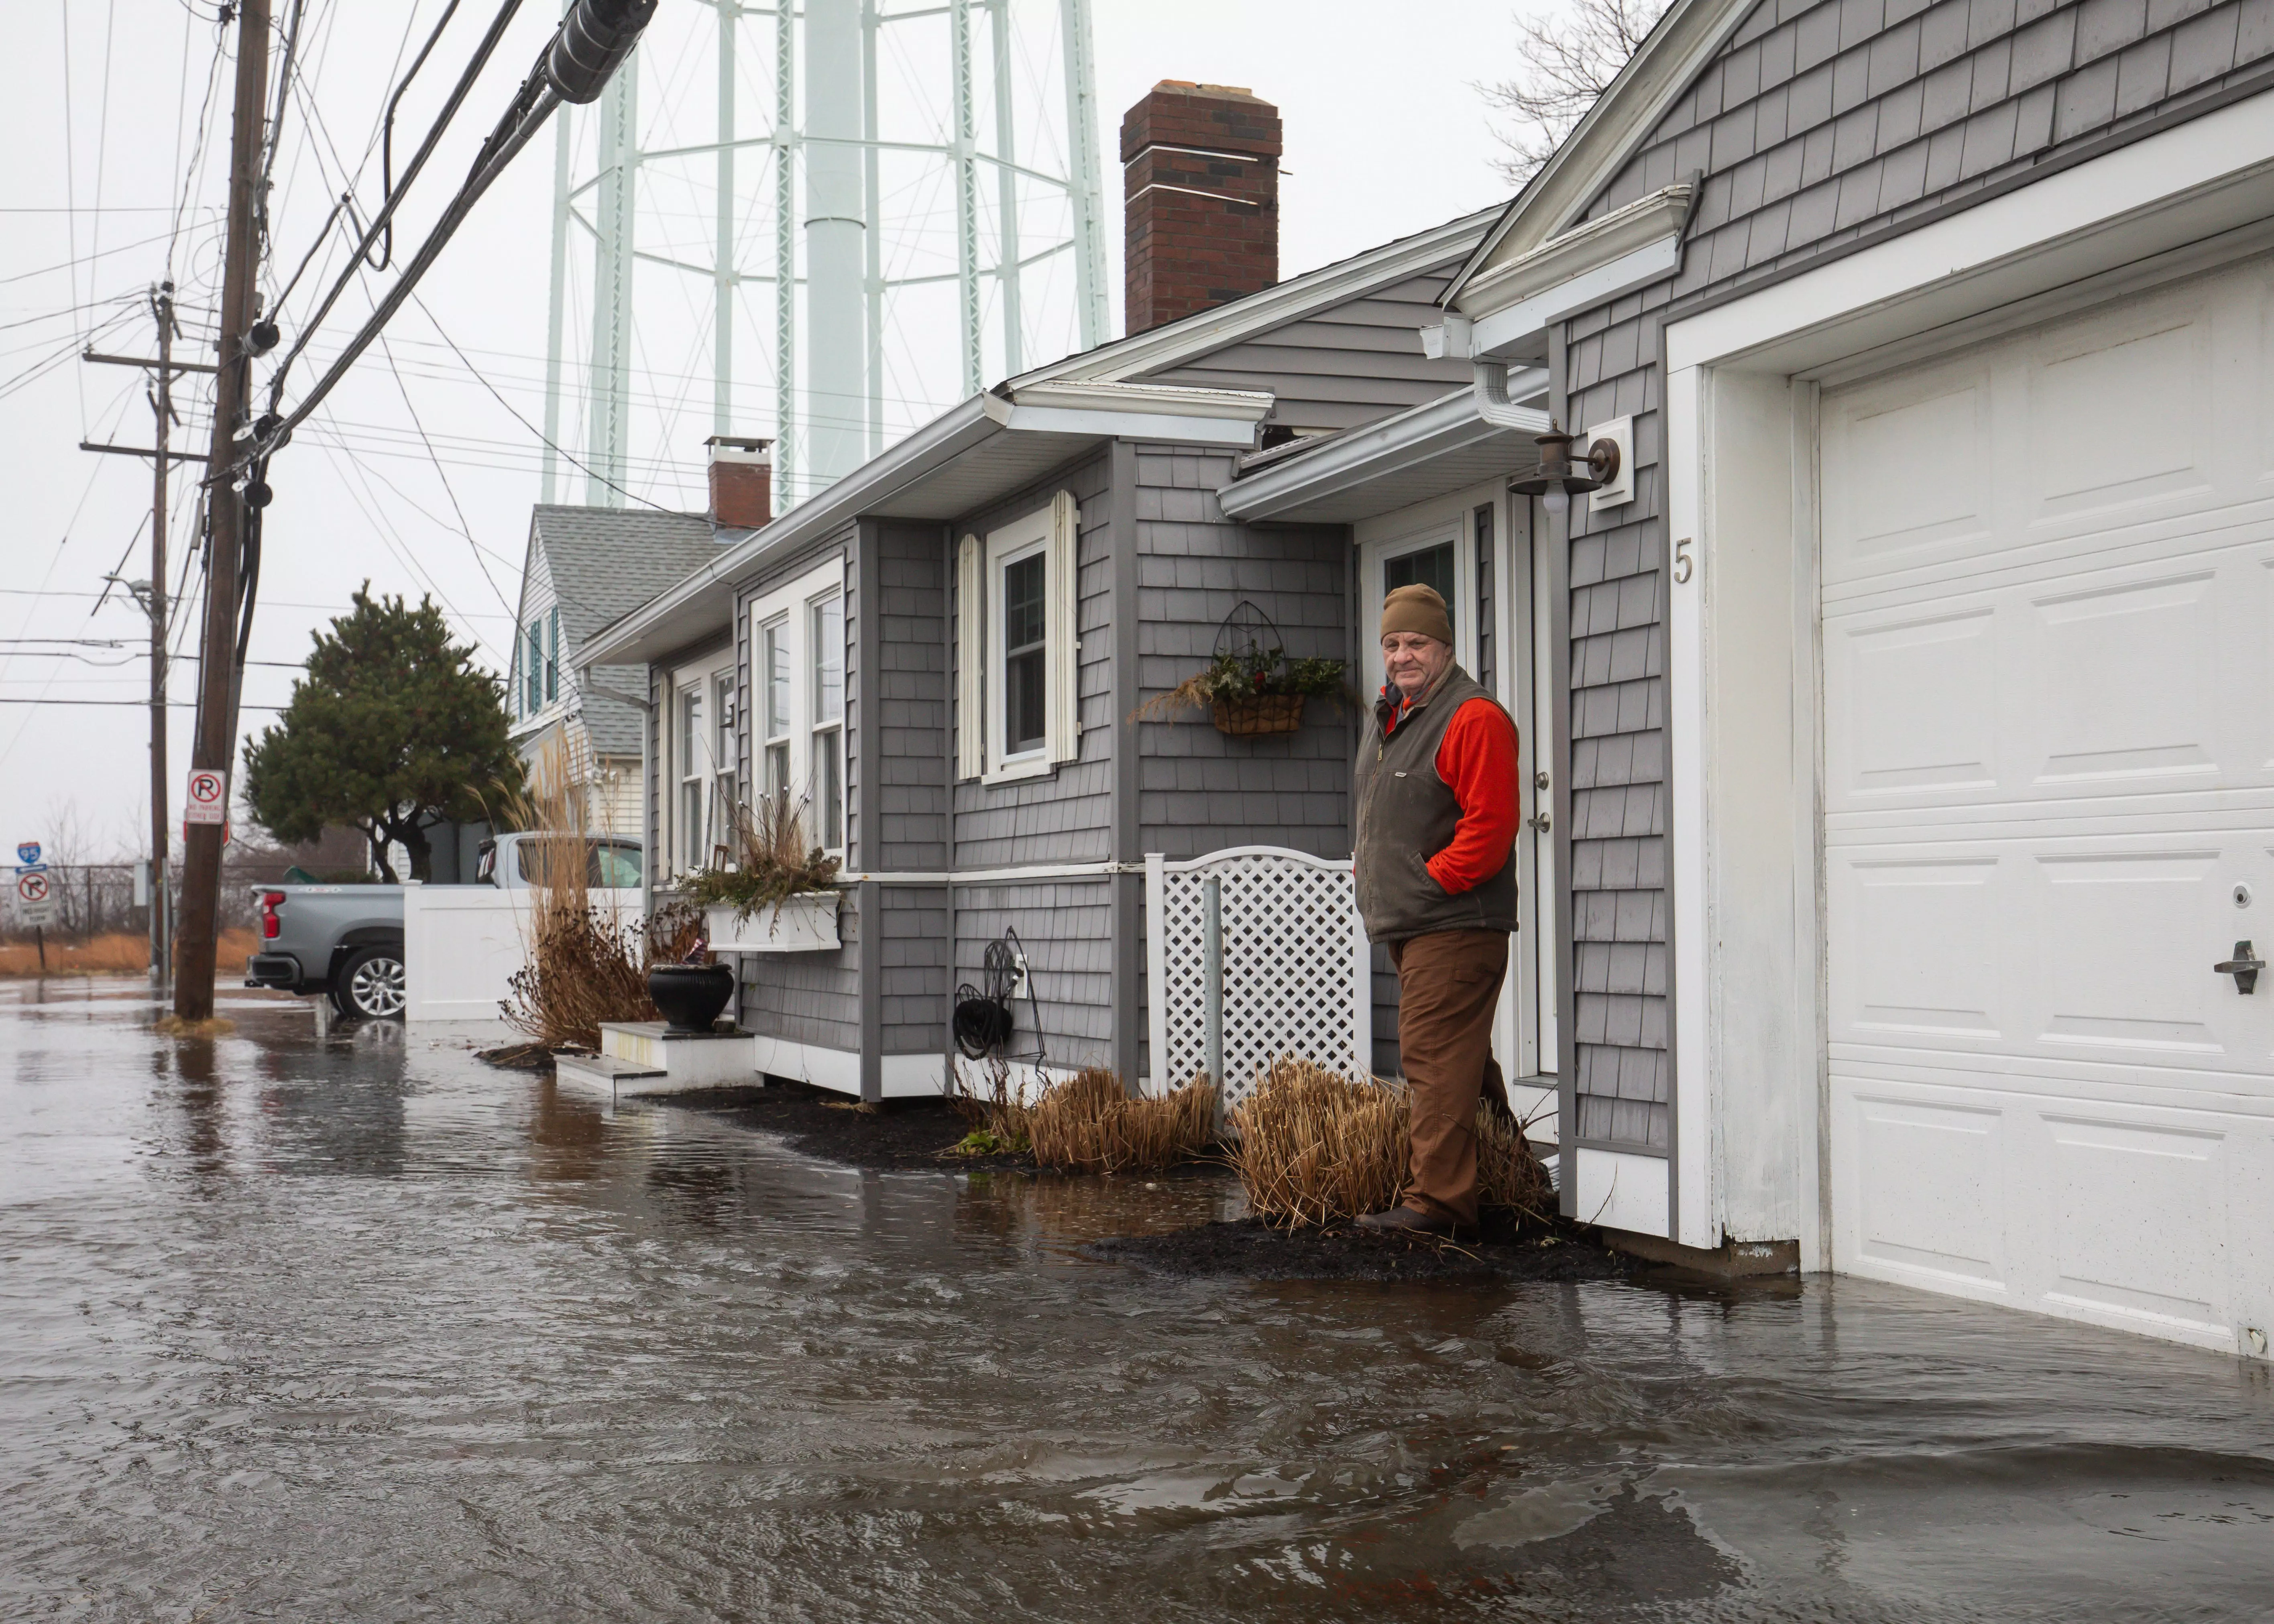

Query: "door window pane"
left=1003, top=552, right=1046, bottom=754
left=1383, top=541, right=1457, bottom=637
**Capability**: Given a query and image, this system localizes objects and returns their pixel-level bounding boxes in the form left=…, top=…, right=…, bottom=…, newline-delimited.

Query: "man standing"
left=1352, top=583, right=1521, bottom=1236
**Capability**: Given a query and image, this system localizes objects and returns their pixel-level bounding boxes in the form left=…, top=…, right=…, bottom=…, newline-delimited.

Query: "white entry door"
left=1820, top=256, right=2274, bottom=1352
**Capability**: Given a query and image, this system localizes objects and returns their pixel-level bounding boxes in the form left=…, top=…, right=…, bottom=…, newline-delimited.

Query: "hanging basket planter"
left=1211, top=692, right=1307, bottom=737
left=1129, top=599, right=1348, bottom=741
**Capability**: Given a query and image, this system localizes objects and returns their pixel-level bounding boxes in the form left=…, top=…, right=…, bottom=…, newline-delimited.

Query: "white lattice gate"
left=1144, top=847, right=1373, bottom=1108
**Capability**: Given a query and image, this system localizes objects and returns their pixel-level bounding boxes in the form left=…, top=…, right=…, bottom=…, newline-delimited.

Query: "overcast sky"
left=0, top=0, right=1528, bottom=863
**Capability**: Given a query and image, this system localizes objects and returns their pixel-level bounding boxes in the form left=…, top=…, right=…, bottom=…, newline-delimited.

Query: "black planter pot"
left=647, top=963, right=735, bottom=1034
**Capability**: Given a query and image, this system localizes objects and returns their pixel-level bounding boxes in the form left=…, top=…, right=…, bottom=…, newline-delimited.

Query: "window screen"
left=1003, top=551, right=1047, bottom=755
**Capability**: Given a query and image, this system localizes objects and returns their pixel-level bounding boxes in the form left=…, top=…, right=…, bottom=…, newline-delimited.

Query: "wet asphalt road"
left=4, top=977, right=2274, bottom=1622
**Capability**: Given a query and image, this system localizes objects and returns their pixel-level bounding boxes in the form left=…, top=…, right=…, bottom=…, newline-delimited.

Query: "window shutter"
left=1046, top=490, right=1079, bottom=763
left=546, top=608, right=560, bottom=702
left=956, top=533, right=983, bottom=780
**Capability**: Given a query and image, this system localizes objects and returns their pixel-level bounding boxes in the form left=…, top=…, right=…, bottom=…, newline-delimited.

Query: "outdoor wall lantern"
left=1509, top=420, right=1620, bottom=517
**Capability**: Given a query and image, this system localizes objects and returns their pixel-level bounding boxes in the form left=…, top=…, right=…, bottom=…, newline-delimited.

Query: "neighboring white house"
left=507, top=470, right=762, bottom=833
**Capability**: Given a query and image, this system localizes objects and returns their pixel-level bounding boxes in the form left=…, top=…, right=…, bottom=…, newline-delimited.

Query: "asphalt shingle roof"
left=525, top=505, right=742, bottom=758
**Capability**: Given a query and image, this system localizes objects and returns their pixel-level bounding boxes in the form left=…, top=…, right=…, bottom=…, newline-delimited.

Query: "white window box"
left=705, top=893, right=840, bottom=953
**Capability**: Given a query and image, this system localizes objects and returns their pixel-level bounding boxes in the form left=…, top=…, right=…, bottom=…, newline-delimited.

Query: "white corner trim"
left=1009, top=379, right=1275, bottom=420
left=1664, top=362, right=1711, bottom=1253
left=1666, top=90, right=2274, bottom=373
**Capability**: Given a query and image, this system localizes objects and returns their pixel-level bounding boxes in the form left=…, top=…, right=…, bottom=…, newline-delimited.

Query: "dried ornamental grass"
left=1228, top=1057, right=1553, bottom=1227
left=1228, top=1060, right=1410, bottom=1228
left=497, top=739, right=707, bottom=1052
left=1026, top=1067, right=1219, bottom=1174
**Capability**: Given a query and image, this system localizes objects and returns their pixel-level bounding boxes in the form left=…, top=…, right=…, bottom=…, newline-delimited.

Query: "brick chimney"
left=705, top=436, right=772, bottom=529
left=1120, top=81, right=1281, bottom=336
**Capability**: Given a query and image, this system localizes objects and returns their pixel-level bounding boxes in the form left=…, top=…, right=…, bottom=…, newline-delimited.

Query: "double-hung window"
left=761, top=616, right=792, bottom=810
left=677, top=682, right=706, bottom=867
left=743, top=555, right=849, bottom=860
left=713, top=670, right=737, bottom=837
left=525, top=620, right=544, bottom=716
left=959, top=490, right=1079, bottom=782
left=810, top=593, right=844, bottom=850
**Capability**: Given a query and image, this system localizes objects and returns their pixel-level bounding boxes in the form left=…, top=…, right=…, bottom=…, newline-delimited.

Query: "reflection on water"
left=3, top=977, right=2272, bottom=1622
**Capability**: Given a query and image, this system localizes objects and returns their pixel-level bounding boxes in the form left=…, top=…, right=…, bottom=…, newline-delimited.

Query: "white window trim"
left=976, top=490, right=1079, bottom=785
left=666, top=645, right=737, bottom=877
left=807, top=588, right=846, bottom=855
left=745, top=553, right=848, bottom=857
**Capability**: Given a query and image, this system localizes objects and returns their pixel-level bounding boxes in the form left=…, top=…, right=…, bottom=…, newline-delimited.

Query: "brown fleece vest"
left=1352, top=663, right=1519, bottom=944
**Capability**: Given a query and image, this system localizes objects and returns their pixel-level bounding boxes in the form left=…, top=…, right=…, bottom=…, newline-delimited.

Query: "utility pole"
left=148, top=285, right=176, bottom=990
left=175, top=0, right=271, bottom=1022
left=84, top=295, right=219, bottom=987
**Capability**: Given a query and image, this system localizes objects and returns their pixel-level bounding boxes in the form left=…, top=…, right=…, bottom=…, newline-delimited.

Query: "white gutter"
left=1217, top=372, right=1551, bottom=521
left=577, top=381, right=1271, bottom=670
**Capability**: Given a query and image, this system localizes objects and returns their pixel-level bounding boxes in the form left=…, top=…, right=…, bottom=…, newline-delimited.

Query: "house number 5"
left=1673, top=536, right=1694, bottom=584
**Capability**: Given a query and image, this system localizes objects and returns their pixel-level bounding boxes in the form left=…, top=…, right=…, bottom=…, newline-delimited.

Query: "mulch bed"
left=1082, top=1210, right=1630, bottom=1284
left=666, top=1081, right=1043, bottom=1171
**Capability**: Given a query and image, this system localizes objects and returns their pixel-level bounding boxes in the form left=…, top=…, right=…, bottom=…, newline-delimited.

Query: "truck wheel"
left=333, top=946, right=407, bottom=1021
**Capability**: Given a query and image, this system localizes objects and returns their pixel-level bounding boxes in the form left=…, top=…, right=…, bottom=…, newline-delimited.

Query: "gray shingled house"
left=1227, top=0, right=2274, bottom=1351
left=507, top=502, right=755, bottom=837
left=578, top=81, right=1554, bottom=1109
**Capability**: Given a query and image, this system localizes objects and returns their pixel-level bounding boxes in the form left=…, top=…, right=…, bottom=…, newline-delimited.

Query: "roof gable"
left=526, top=505, right=729, bottom=652
left=1445, top=0, right=1763, bottom=301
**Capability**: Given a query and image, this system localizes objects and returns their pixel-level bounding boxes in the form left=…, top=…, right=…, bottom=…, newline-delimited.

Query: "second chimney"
left=1121, top=81, right=1281, bottom=336
left=706, top=436, right=773, bottom=529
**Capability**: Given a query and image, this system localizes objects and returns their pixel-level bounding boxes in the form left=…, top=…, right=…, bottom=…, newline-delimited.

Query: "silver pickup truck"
left=244, top=833, right=643, bottom=1019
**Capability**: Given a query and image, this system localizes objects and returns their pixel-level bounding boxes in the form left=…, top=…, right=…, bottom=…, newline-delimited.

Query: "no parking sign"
left=184, top=769, right=227, bottom=826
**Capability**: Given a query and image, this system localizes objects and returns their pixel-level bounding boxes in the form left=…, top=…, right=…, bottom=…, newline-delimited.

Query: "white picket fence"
left=1144, top=846, right=1372, bottom=1108
left=401, top=884, right=642, bottom=1022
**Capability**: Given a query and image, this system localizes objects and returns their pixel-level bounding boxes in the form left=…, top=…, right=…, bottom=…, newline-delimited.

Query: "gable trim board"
left=1659, top=87, right=2274, bottom=1341
left=1445, top=186, right=1698, bottom=363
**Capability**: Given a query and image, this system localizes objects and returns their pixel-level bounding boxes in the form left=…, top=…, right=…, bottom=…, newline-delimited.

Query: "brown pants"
left=1388, top=929, right=1511, bottom=1227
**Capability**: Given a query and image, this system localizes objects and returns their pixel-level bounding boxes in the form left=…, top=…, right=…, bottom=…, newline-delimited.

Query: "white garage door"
left=1821, top=256, right=2274, bottom=1353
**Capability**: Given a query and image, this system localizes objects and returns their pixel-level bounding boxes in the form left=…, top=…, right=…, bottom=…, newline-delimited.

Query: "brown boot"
left=1356, top=1204, right=1461, bottom=1237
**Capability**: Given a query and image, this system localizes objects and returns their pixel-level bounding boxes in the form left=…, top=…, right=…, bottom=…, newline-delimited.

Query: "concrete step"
left=554, top=1051, right=668, bottom=1100
left=598, top=1021, right=758, bottom=1087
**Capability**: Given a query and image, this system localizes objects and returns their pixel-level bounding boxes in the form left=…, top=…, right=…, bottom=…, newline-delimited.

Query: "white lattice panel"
left=1146, top=847, right=1371, bottom=1109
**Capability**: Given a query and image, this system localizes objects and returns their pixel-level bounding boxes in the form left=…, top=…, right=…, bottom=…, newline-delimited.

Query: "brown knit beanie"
left=1380, top=583, right=1453, bottom=645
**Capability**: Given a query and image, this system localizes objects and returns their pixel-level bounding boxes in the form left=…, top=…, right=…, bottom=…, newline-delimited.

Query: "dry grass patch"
left=1228, top=1057, right=1551, bottom=1228
left=950, top=1063, right=1219, bottom=1171
left=1027, top=1067, right=1218, bottom=1174
left=0, top=927, right=257, bottom=978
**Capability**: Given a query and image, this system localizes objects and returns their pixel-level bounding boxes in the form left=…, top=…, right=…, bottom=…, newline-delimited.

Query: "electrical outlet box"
left=1587, top=415, right=1635, bottom=511
left=1009, top=952, right=1030, bottom=1001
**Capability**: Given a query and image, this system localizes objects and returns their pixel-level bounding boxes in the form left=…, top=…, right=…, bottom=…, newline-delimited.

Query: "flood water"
left=4, top=981, right=2273, bottom=1622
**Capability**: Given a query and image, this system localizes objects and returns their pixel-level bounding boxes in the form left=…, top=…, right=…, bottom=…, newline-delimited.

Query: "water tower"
left=540, top=0, right=1111, bottom=511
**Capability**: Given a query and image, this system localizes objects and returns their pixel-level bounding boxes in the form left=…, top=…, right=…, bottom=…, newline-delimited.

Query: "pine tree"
left=242, top=586, right=523, bottom=881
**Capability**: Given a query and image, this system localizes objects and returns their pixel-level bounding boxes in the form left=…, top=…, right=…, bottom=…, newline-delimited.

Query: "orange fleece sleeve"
left=1425, top=696, right=1521, bottom=893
